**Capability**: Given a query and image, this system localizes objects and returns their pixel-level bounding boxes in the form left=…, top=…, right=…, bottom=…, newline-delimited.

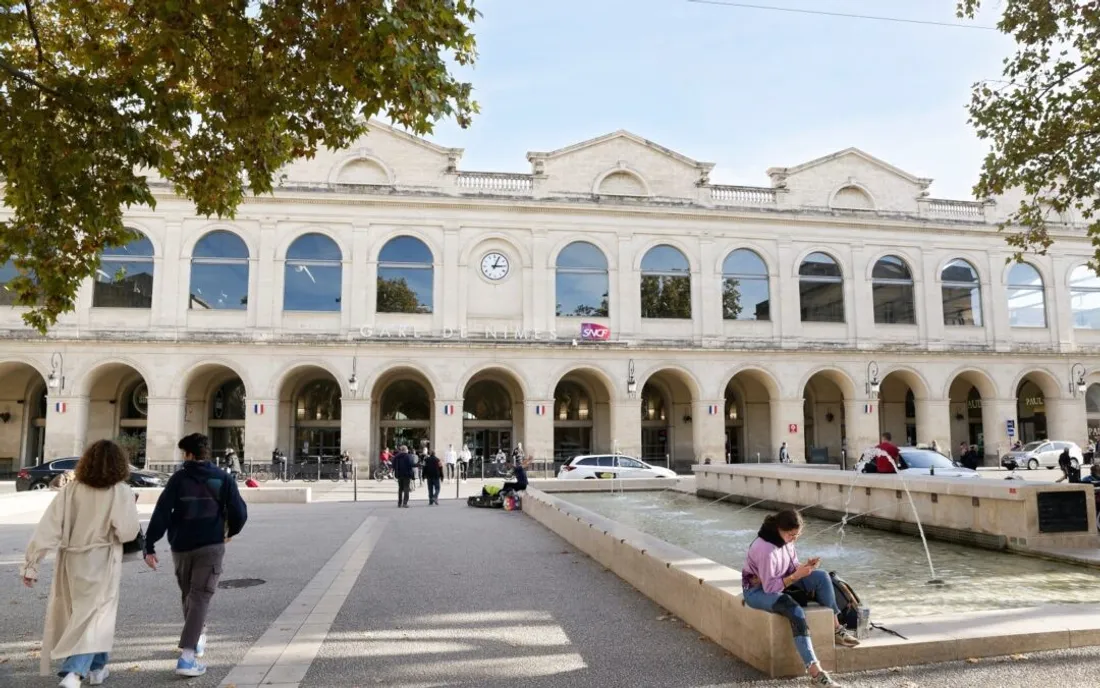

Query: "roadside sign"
left=1006, top=419, right=1016, bottom=437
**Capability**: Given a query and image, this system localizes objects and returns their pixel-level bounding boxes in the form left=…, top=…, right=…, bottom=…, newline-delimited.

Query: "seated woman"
left=742, top=509, right=858, bottom=687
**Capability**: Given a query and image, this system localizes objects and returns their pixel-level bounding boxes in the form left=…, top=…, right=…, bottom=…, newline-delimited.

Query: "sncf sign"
left=580, top=323, right=611, bottom=341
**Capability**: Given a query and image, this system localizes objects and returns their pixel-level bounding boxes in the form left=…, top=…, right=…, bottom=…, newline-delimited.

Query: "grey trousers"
left=172, top=543, right=225, bottom=650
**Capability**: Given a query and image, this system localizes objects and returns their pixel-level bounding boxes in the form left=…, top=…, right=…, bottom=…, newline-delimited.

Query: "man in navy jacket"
left=394, top=444, right=416, bottom=508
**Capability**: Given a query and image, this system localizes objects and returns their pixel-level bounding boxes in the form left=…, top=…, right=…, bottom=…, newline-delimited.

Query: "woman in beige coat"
left=21, top=440, right=141, bottom=688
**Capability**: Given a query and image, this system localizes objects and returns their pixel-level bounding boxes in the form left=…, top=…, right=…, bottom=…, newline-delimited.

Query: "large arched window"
left=722, top=249, right=769, bottom=321
left=941, top=259, right=982, bottom=326
left=377, top=236, right=433, bottom=314
left=1070, top=265, right=1100, bottom=330
left=798, top=252, right=844, bottom=323
left=556, top=242, right=609, bottom=317
left=380, top=380, right=431, bottom=421
left=190, top=231, right=249, bottom=310
left=210, top=378, right=246, bottom=459
left=640, top=245, right=691, bottom=319
left=284, top=233, right=342, bottom=312
left=93, top=233, right=155, bottom=308
left=1007, top=263, right=1046, bottom=328
left=463, top=380, right=512, bottom=421
left=296, top=379, right=342, bottom=422
left=871, top=255, right=915, bottom=324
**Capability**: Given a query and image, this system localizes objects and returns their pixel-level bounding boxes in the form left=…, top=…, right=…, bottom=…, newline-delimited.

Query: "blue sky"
left=424, top=0, right=1012, bottom=199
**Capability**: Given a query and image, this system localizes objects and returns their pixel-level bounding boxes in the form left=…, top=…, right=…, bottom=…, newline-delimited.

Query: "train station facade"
left=2, top=121, right=1100, bottom=474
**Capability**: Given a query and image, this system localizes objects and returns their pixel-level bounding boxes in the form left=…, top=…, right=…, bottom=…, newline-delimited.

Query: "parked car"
left=15, top=458, right=171, bottom=491
left=557, top=454, right=676, bottom=480
left=1000, top=441, right=1083, bottom=471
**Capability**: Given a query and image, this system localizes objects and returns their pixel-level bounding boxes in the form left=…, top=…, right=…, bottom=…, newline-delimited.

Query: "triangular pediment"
left=528, top=130, right=713, bottom=174
left=769, top=147, right=931, bottom=189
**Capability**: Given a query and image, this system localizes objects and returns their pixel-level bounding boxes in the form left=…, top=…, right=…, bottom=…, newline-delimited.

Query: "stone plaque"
left=1037, top=491, right=1088, bottom=533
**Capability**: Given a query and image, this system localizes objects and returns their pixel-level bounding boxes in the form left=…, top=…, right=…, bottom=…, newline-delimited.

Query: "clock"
left=480, top=252, right=510, bottom=281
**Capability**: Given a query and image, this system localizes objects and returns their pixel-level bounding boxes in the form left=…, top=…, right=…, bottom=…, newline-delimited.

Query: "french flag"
left=864, top=404, right=874, bottom=414
left=535, top=405, right=546, bottom=416
left=253, top=403, right=265, bottom=415
left=443, top=404, right=455, bottom=416
left=707, top=404, right=719, bottom=415
left=55, top=402, right=66, bottom=414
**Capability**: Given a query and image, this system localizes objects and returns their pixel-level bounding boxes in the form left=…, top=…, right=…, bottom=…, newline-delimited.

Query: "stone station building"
left=2, top=121, right=1100, bottom=474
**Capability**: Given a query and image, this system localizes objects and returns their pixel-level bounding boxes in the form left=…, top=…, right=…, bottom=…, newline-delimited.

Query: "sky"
left=422, top=0, right=1013, bottom=200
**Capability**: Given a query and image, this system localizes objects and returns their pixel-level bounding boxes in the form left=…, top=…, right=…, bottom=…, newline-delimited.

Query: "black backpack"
left=783, top=571, right=863, bottom=630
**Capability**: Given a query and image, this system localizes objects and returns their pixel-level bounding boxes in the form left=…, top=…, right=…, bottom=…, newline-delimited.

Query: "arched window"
left=1007, top=263, right=1046, bottom=328
left=640, top=245, right=691, bottom=319
left=284, top=234, right=342, bottom=312
left=871, top=256, right=915, bottom=324
left=556, top=242, right=609, bottom=317
left=190, top=231, right=249, bottom=310
left=798, top=252, right=844, bottom=323
left=377, top=237, right=433, bottom=314
left=941, top=259, right=982, bottom=326
left=832, top=186, right=874, bottom=210
left=640, top=383, right=667, bottom=422
left=380, top=380, right=431, bottom=421
left=554, top=381, right=591, bottom=421
left=210, top=378, right=246, bottom=459
left=1070, top=266, right=1100, bottom=330
left=93, top=233, right=155, bottom=308
left=296, top=379, right=342, bottom=422
left=463, top=380, right=512, bottom=421
left=722, top=249, right=770, bottom=321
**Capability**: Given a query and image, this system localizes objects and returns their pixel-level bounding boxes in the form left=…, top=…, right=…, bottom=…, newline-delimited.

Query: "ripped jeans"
left=742, top=569, right=839, bottom=668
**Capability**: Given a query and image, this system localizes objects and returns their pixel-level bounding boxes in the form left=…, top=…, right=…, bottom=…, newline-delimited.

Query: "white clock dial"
left=481, top=252, right=510, bottom=280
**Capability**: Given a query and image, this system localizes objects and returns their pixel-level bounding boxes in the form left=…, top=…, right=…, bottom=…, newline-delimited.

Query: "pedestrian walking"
left=444, top=444, right=457, bottom=482
left=340, top=451, right=352, bottom=481
left=143, top=433, right=248, bottom=678
left=423, top=450, right=444, bottom=505
left=394, top=445, right=416, bottom=507
left=22, top=440, right=141, bottom=687
left=779, top=442, right=790, bottom=464
left=460, top=443, right=472, bottom=481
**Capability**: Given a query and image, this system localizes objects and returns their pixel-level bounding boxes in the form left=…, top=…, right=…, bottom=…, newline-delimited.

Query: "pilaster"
left=610, top=400, right=642, bottom=458
left=769, top=399, right=804, bottom=462
left=692, top=399, right=726, bottom=462
left=340, top=399, right=373, bottom=469
left=145, top=396, right=185, bottom=466
left=44, top=395, right=88, bottom=460
left=244, top=398, right=279, bottom=463
left=524, top=399, right=555, bottom=462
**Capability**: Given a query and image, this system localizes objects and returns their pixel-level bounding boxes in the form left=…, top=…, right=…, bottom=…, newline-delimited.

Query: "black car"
left=15, top=458, right=170, bottom=491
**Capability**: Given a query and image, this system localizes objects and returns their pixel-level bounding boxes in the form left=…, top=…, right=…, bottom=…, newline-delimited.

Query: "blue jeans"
left=743, top=569, right=839, bottom=668
left=427, top=478, right=441, bottom=502
left=59, top=652, right=108, bottom=678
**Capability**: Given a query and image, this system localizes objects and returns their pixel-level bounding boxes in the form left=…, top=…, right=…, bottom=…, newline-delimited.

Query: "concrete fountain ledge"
left=694, top=463, right=1099, bottom=555
left=523, top=487, right=1100, bottom=677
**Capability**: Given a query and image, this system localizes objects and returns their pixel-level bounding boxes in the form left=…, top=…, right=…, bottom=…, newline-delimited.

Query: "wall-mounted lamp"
left=0, top=412, right=10, bottom=424
left=348, top=357, right=359, bottom=394
left=1071, top=363, right=1087, bottom=396
left=682, top=414, right=693, bottom=424
left=866, top=361, right=880, bottom=397
left=825, top=412, right=835, bottom=423
left=47, top=352, right=65, bottom=391
left=627, top=359, right=637, bottom=398
left=955, top=413, right=965, bottom=422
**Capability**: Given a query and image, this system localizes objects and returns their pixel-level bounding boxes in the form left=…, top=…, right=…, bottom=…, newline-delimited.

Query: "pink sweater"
left=741, top=537, right=799, bottom=593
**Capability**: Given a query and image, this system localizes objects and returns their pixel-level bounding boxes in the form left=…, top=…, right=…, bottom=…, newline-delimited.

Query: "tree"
left=640, top=275, right=691, bottom=319
left=0, top=1, right=478, bottom=332
left=958, top=1, right=1099, bottom=261
left=376, top=276, right=425, bottom=314
left=722, top=278, right=742, bottom=320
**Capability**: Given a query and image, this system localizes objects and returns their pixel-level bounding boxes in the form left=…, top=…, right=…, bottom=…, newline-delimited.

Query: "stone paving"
left=3, top=483, right=1100, bottom=687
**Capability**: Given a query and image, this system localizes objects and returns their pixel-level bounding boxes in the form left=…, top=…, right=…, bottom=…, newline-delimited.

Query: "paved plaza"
left=3, top=483, right=1100, bottom=687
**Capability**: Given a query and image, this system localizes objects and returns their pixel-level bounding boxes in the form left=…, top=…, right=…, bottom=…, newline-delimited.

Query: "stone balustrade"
left=454, top=171, right=534, bottom=192
left=924, top=198, right=986, bottom=220
left=710, top=184, right=778, bottom=205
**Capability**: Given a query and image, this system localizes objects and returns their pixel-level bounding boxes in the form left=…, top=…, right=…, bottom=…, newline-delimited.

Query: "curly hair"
left=75, top=439, right=131, bottom=489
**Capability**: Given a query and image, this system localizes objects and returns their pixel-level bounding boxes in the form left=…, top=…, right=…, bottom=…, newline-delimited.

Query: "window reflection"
left=93, top=233, right=155, bottom=309
left=640, top=245, right=691, bottom=319
left=190, top=231, right=249, bottom=310
left=285, top=233, right=342, bottom=312
left=798, top=252, right=843, bottom=323
left=722, top=249, right=769, bottom=321
left=381, top=380, right=431, bottom=421
left=941, top=259, right=982, bottom=326
left=463, top=380, right=512, bottom=421
left=1070, top=265, right=1100, bottom=330
left=378, top=236, right=433, bottom=313
left=872, top=256, right=915, bottom=324
left=0, top=260, right=22, bottom=307
left=1006, top=263, right=1046, bottom=328
left=296, top=379, right=342, bottom=421
left=556, top=242, right=609, bottom=317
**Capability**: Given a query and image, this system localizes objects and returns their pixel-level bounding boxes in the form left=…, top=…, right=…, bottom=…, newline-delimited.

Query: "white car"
left=1001, top=440, right=1084, bottom=471
left=557, top=454, right=676, bottom=480
left=854, top=447, right=980, bottom=479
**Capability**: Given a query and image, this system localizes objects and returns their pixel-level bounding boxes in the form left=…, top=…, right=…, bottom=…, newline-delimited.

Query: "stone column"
left=914, top=397, right=952, bottom=451
left=698, top=237, right=718, bottom=339
left=776, top=242, right=800, bottom=346
left=244, top=398, right=279, bottom=465
left=1049, top=396, right=1088, bottom=448
left=254, top=221, right=278, bottom=330
left=433, top=399, right=464, bottom=459
left=145, top=396, right=185, bottom=466
left=340, top=399, right=372, bottom=471
left=692, top=399, right=726, bottom=463
left=844, top=397, right=881, bottom=466
left=769, top=398, right=804, bottom=462
left=610, top=400, right=642, bottom=458
left=524, top=399, right=555, bottom=463
left=44, top=395, right=88, bottom=460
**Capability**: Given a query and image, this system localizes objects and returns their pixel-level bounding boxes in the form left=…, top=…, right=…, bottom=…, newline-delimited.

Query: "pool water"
left=561, top=490, right=1100, bottom=619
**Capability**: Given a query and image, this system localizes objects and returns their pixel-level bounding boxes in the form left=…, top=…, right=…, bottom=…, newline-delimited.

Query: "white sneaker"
left=87, top=667, right=109, bottom=685
left=58, top=672, right=81, bottom=688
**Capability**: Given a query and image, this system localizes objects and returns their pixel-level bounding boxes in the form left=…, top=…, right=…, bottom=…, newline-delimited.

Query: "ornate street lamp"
left=1070, top=362, right=1087, bottom=397
left=866, top=361, right=880, bottom=397
left=47, top=353, right=65, bottom=391
left=627, top=359, right=637, bottom=399
left=348, top=356, right=359, bottom=394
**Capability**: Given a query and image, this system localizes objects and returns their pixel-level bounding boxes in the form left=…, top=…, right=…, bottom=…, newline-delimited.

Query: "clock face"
left=480, top=252, right=510, bottom=281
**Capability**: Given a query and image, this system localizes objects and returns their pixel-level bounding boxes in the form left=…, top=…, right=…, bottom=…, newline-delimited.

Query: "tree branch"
left=22, top=0, right=51, bottom=67
left=1036, top=55, right=1100, bottom=101
left=0, top=55, right=59, bottom=96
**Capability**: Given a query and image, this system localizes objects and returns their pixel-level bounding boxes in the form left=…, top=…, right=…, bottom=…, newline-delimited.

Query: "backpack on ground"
left=782, top=571, right=865, bottom=631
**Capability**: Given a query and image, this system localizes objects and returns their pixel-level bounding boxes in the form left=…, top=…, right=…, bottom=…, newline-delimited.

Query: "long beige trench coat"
left=20, top=481, right=140, bottom=676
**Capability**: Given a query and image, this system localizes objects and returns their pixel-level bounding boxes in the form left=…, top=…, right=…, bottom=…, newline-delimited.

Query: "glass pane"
left=942, top=285, right=982, bottom=326
left=210, top=426, right=245, bottom=460
left=722, top=249, right=767, bottom=276
left=640, top=245, right=689, bottom=274
left=557, top=241, right=608, bottom=270
left=640, top=274, right=691, bottom=319
left=799, top=281, right=844, bottom=323
left=92, top=259, right=154, bottom=308
left=287, top=233, right=342, bottom=261
left=1071, top=289, right=1100, bottom=329
left=968, top=387, right=982, bottom=419
left=0, top=260, right=23, bottom=306
left=463, top=380, right=512, bottom=420
left=296, top=379, right=342, bottom=421
left=556, top=272, right=609, bottom=317
left=941, top=259, right=979, bottom=284
left=640, top=383, right=666, bottom=421
left=723, top=277, right=770, bottom=321
left=189, top=262, right=249, bottom=310
left=194, top=231, right=249, bottom=259
left=554, top=426, right=591, bottom=460
left=284, top=263, right=342, bottom=312
left=211, top=380, right=247, bottom=420
left=377, top=268, right=433, bottom=313
left=1007, top=287, right=1046, bottom=327
left=379, top=236, right=433, bottom=264
left=103, top=234, right=154, bottom=257
left=554, top=381, right=591, bottom=421
left=1007, top=263, right=1043, bottom=288
left=872, top=256, right=912, bottom=281
left=381, top=380, right=431, bottom=420
left=122, top=382, right=148, bottom=420
left=1070, top=265, right=1100, bottom=289
left=1087, top=384, right=1100, bottom=415
left=798, top=252, right=841, bottom=278
left=873, top=283, right=916, bottom=324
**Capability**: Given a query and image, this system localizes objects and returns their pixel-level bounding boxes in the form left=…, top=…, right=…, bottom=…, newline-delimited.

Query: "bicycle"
left=374, top=462, right=394, bottom=481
